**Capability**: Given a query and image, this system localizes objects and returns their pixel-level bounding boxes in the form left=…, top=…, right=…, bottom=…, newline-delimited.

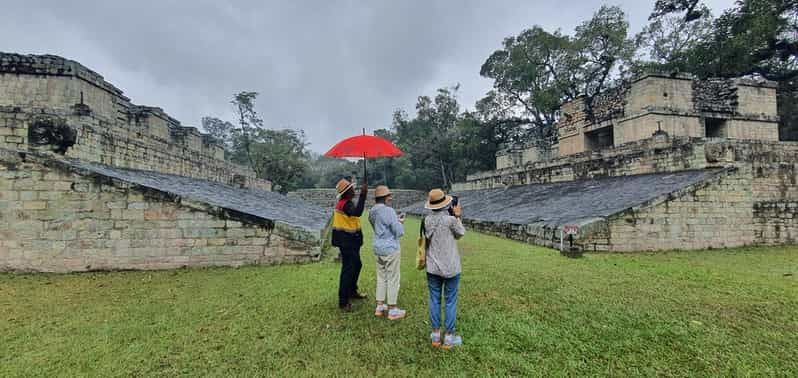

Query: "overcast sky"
left=1, top=0, right=735, bottom=152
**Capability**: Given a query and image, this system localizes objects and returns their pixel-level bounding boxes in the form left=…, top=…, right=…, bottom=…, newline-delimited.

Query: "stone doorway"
left=585, top=126, right=614, bottom=152
left=705, top=118, right=728, bottom=138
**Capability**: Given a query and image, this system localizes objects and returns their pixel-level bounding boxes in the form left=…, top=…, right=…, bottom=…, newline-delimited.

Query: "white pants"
left=375, top=251, right=401, bottom=305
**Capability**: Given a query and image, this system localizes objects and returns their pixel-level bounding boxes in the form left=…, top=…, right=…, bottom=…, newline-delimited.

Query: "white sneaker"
left=443, top=334, right=463, bottom=349
left=431, top=332, right=442, bottom=347
left=387, top=308, right=406, bottom=321
left=374, top=304, right=387, bottom=316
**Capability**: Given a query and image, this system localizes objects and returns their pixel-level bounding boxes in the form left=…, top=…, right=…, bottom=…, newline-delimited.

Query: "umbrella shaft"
left=363, top=153, right=367, bottom=184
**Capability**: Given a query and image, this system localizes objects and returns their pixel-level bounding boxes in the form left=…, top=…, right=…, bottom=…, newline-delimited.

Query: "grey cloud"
left=0, top=0, right=736, bottom=151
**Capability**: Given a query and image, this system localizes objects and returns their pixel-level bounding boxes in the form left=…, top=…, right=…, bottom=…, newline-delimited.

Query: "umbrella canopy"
left=324, top=133, right=403, bottom=184
left=324, top=134, right=403, bottom=159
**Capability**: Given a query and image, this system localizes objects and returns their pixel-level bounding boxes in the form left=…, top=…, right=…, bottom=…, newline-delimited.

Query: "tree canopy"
left=203, top=92, right=310, bottom=193
left=479, top=6, right=635, bottom=148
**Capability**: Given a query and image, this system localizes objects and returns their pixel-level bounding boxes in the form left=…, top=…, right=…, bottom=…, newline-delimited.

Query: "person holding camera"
left=367, top=185, right=407, bottom=320
left=423, top=188, right=465, bottom=348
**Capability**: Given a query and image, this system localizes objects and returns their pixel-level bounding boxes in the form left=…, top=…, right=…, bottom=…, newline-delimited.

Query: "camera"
left=448, top=195, right=459, bottom=216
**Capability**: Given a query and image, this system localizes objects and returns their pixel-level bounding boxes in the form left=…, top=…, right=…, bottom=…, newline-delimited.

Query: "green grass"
left=2, top=216, right=797, bottom=377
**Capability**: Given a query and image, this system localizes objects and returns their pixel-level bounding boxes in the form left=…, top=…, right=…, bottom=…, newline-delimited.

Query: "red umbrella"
left=324, top=129, right=403, bottom=182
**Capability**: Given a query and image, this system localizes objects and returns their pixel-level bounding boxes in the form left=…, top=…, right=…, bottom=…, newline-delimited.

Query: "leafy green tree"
left=480, top=5, right=634, bottom=148
left=634, top=2, right=714, bottom=74
left=202, top=92, right=311, bottom=192
left=391, top=110, right=437, bottom=189
left=777, top=82, right=798, bottom=140
left=247, top=128, right=310, bottom=193
left=298, top=153, right=359, bottom=189
left=574, top=5, right=636, bottom=113
left=451, top=112, right=501, bottom=177
left=480, top=27, right=576, bottom=148
left=200, top=116, right=235, bottom=145
left=473, top=91, right=534, bottom=145
left=650, top=0, right=708, bottom=22
left=228, top=91, right=265, bottom=176
left=366, top=128, right=403, bottom=187
left=378, top=86, right=506, bottom=189
left=647, top=0, right=797, bottom=81
left=392, top=87, right=461, bottom=189
left=645, top=0, right=798, bottom=140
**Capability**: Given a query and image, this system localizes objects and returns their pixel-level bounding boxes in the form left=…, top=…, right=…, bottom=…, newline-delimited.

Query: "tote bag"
left=416, top=217, right=428, bottom=270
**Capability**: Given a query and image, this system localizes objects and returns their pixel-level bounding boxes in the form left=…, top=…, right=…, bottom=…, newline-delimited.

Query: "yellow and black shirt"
left=331, top=191, right=366, bottom=248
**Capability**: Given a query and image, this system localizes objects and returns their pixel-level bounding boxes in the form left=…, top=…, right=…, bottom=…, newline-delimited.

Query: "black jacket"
left=331, top=189, right=366, bottom=248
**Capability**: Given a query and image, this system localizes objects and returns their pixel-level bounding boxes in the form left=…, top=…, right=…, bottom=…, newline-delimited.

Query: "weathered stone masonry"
left=0, top=52, right=270, bottom=191
left=0, top=52, right=329, bottom=272
left=593, top=168, right=756, bottom=252
left=418, top=73, right=795, bottom=252
left=0, top=149, right=328, bottom=272
left=417, top=135, right=798, bottom=252
left=493, top=73, right=780, bottom=170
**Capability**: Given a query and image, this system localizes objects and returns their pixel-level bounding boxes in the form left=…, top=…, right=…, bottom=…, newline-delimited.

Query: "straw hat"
left=374, top=185, right=392, bottom=199
left=425, top=188, right=452, bottom=210
left=335, top=178, right=354, bottom=198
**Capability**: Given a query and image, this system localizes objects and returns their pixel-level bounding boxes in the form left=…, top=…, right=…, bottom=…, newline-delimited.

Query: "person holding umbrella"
left=324, top=129, right=403, bottom=312
left=332, top=178, right=369, bottom=312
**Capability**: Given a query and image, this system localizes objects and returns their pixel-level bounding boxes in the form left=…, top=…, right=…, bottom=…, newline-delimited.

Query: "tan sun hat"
left=374, top=185, right=392, bottom=199
left=425, top=188, right=452, bottom=210
left=335, top=178, right=354, bottom=198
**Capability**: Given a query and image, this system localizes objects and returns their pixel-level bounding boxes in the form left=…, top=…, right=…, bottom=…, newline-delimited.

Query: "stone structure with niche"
left=404, top=73, right=798, bottom=253
left=0, top=52, right=330, bottom=272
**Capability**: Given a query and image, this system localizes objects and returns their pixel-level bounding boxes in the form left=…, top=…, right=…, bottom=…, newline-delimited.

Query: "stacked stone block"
left=458, top=134, right=708, bottom=191
left=0, top=109, right=27, bottom=149
left=599, top=170, right=755, bottom=251
left=552, top=73, right=780, bottom=161
left=0, top=52, right=270, bottom=191
left=0, top=51, right=331, bottom=272
left=443, top=136, right=798, bottom=252
left=0, top=152, right=321, bottom=272
left=753, top=201, right=798, bottom=245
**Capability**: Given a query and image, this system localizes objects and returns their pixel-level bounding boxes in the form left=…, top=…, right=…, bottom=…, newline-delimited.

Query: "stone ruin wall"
left=587, top=169, right=757, bottom=252
left=288, top=188, right=427, bottom=211
left=0, top=53, right=331, bottom=272
left=0, top=53, right=270, bottom=191
left=476, top=75, right=781, bottom=194
left=552, top=74, right=779, bottom=160
left=459, top=134, right=704, bottom=190
left=495, top=143, right=557, bottom=170
left=586, top=159, right=798, bottom=252
left=454, top=135, right=798, bottom=251
left=616, top=75, right=779, bottom=145
left=0, top=151, right=317, bottom=272
left=451, top=73, right=790, bottom=252
left=454, top=169, right=755, bottom=252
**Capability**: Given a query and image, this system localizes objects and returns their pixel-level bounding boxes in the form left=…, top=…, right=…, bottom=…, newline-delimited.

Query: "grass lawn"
left=2, top=215, right=797, bottom=377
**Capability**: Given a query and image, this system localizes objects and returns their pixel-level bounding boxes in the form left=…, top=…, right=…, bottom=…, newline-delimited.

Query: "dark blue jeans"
left=427, top=273, right=460, bottom=333
left=338, top=246, right=362, bottom=306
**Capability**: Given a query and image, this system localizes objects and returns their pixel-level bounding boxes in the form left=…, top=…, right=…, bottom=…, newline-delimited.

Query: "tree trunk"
left=243, top=133, right=259, bottom=178
left=440, top=159, right=449, bottom=189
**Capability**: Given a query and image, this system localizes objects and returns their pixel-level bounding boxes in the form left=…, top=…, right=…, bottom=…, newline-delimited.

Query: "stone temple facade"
left=405, top=74, right=798, bottom=252
left=0, top=52, right=330, bottom=272
left=495, top=73, right=779, bottom=169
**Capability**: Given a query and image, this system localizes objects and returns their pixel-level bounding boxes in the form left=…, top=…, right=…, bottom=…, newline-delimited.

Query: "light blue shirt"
left=368, top=203, right=404, bottom=256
